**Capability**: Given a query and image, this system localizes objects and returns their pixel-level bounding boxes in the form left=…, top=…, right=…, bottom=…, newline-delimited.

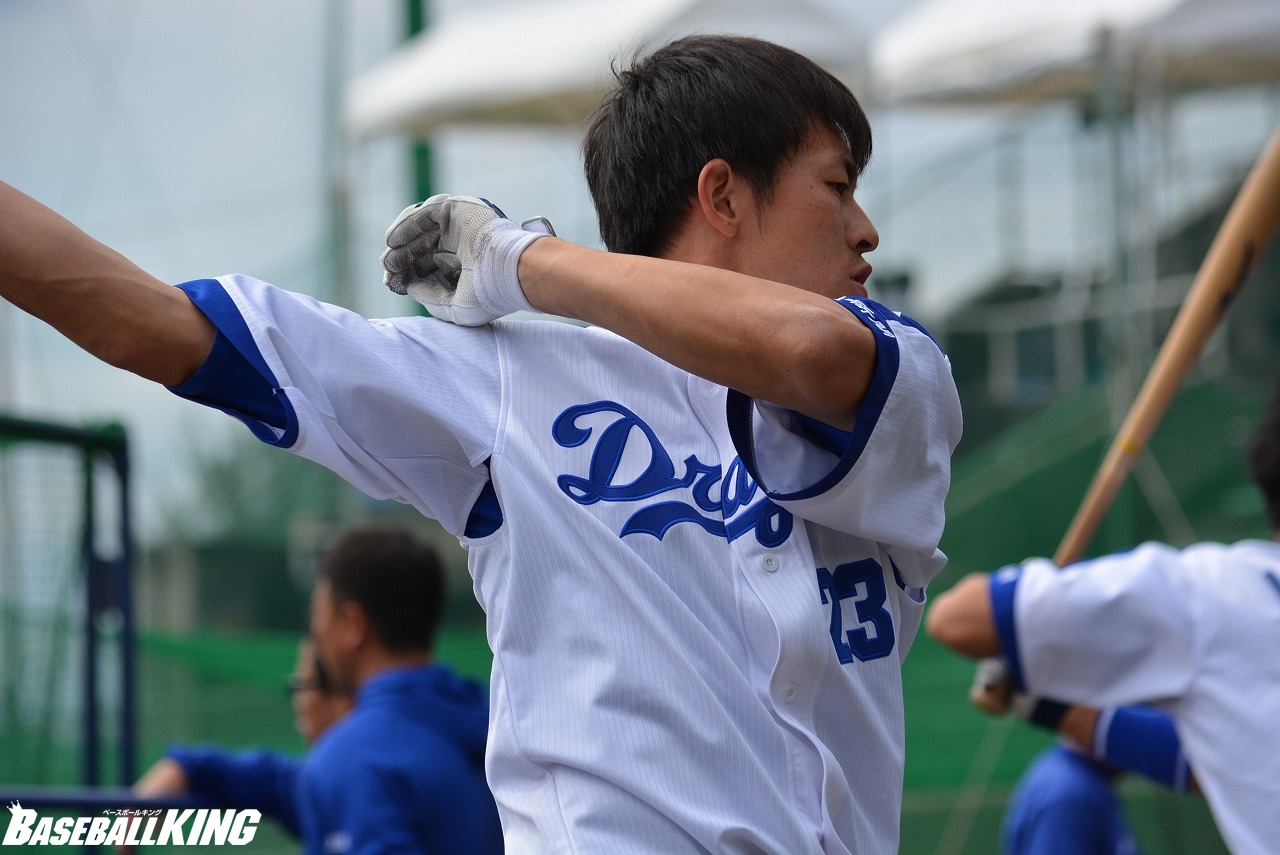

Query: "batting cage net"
left=0, top=415, right=134, bottom=788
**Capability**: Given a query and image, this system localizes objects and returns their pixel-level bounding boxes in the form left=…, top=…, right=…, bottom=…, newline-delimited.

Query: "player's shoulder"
left=1171, top=538, right=1265, bottom=570
left=1061, top=539, right=1278, bottom=598
left=492, top=316, right=679, bottom=375
left=1185, top=538, right=1280, bottom=585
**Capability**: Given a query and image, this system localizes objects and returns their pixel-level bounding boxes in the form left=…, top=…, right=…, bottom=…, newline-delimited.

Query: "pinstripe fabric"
left=198, top=275, right=962, bottom=854
left=1005, top=543, right=1280, bottom=855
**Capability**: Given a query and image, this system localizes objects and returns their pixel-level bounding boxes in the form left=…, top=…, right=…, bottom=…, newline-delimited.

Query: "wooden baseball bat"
left=1053, top=119, right=1280, bottom=567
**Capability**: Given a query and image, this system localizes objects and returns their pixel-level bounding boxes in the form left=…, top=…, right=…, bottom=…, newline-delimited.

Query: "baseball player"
left=925, top=381, right=1280, bottom=855
left=0, top=34, right=961, bottom=853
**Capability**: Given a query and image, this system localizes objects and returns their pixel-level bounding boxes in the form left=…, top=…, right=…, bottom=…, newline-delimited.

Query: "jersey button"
left=762, top=555, right=779, bottom=573
left=783, top=684, right=799, bottom=703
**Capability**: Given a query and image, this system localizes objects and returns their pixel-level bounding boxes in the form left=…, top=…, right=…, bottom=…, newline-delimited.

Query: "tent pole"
left=407, top=0, right=434, bottom=203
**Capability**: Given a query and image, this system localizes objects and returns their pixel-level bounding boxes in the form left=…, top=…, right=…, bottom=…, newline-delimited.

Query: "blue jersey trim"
left=167, top=279, right=299, bottom=448
left=725, top=297, right=901, bottom=502
left=888, top=310, right=942, bottom=350
left=988, top=567, right=1026, bottom=693
left=791, top=412, right=851, bottom=456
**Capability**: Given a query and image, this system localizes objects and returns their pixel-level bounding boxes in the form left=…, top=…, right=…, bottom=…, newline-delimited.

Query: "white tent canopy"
left=345, top=0, right=869, bottom=141
left=1140, top=0, right=1280, bottom=91
left=869, top=0, right=1280, bottom=104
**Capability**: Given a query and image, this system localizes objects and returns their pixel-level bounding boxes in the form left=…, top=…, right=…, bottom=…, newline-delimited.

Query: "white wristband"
left=475, top=219, right=548, bottom=318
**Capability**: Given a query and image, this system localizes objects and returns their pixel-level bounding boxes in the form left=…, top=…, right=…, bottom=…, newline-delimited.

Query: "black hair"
left=1247, top=379, right=1280, bottom=532
left=316, top=525, right=446, bottom=653
left=582, top=33, right=872, bottom=257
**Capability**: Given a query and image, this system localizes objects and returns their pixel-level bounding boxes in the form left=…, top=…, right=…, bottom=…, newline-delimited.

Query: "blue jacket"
left=298, top=663, right=504, bottom=855
left=1002, top=745, right=1138, bottom=855
left=169, top=745, right=304, bottom=835
left=169, top=663, right=502, bottom=854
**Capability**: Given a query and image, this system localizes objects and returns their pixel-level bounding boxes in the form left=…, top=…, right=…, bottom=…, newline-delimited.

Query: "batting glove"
left=382, top=194, right=556, bottom=326
left=968, top=656, right=1015, bottom=716
left=970, top=657, right=1072, bottom=731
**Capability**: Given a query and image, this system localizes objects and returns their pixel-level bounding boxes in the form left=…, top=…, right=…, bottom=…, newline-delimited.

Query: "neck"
left=663, top=212, right=734, bottom=270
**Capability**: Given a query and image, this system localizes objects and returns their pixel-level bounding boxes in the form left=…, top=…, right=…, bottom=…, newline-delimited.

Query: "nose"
left=848, top=200, right=879, bottom=254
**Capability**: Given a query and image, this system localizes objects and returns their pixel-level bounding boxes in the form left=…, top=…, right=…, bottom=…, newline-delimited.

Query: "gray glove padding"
left=382, top=194, right=555, bottom=326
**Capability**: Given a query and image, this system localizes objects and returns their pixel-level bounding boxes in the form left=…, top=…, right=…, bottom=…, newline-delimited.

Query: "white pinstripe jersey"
left=176, top=274, right=962, bottom=854
left=995, top=543, right=1280, bottom=855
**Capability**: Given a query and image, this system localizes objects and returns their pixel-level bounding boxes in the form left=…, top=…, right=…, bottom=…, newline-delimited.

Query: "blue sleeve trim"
left=989, top=568, right=1026, bottom=692
left=724, top=297, right=900, bottom=502
left=167, top=279, right=299, bottom=448
left=886, top=310, right=942, bottom=351
left=791, top=413, right=852, bottom=457
left=1097, top=705, right=1190, bottom=792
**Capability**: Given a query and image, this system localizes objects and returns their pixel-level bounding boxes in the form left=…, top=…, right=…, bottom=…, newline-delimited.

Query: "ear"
left=695, top=158, right=745, bottom=239
left=334, top=600, right=370, bottom=655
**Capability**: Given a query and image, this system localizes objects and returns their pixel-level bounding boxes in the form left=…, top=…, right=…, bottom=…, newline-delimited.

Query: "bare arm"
left=518, top=239, right=877, bottom=431
left=0, top=181, right=215, bottom=386
left=925, top=572, right=1002, bottom=656
left=1058, top=705, right=1100, bottom=751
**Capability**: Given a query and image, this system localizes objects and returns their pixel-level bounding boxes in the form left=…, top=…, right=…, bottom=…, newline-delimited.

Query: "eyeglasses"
left=283, top=675, right=320, bottom=697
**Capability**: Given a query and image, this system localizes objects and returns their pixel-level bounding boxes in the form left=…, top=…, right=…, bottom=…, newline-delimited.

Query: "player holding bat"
left=926, top=381, right=1280, bottom=855
left=0, top=34, right=960, bottom=854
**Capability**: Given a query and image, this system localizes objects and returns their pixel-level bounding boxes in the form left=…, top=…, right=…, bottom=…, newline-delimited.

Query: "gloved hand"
left=382, top=194, right=556, bottom=326
left=968, top=656, right=1015, bottom=715
left=969, top=656, right=1070, bottom=731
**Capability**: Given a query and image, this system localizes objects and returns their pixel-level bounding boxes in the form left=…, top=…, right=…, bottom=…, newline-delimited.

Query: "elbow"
left=924, top=593, right=963, bottom=650
left=925, top=572, right=1002, bottom=658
